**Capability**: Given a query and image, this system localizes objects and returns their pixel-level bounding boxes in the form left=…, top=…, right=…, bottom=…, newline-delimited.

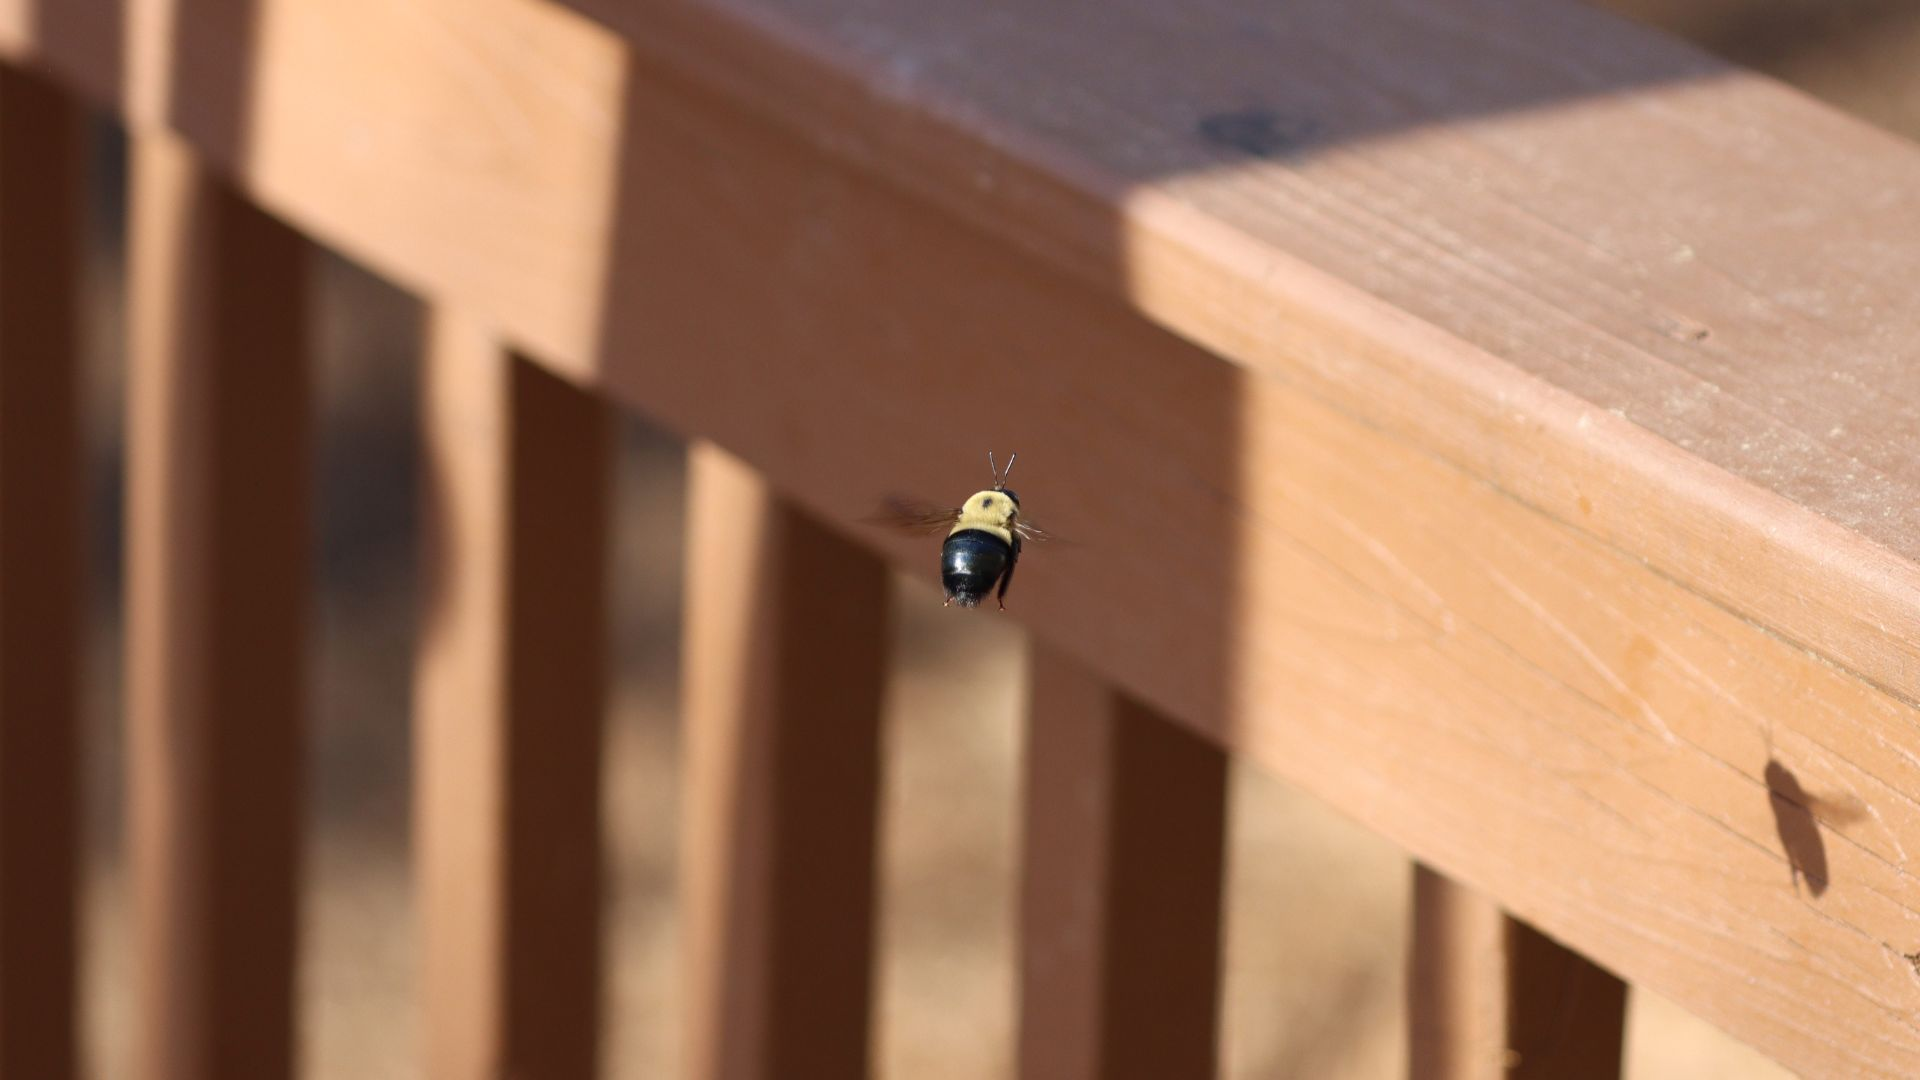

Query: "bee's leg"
left=943, top=595, right=954, bottom=608
left=994, top=541, right=1019, bottom=612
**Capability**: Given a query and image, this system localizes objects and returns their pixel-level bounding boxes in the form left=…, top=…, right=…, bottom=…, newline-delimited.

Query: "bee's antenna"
left=987, top=450, right=1017, bottom=489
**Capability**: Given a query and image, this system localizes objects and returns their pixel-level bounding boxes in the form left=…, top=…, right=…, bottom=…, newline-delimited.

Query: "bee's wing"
left=867, top=495, right=962, bottom=534
left=1807, top=792, right=1869, bottom=827
left=1012, top=516, right=1064, bottom=544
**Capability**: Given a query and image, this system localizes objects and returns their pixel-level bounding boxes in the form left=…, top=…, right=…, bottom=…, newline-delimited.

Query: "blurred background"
left=63, top=1, right=1920, bottom=1075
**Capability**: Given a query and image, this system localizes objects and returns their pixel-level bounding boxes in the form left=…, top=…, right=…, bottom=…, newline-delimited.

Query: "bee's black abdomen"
left=941, top=529, right=1011, bottom=608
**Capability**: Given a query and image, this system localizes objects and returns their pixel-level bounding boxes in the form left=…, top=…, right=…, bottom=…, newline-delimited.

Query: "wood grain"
left=1410, top=865, right=1628, bottom=1079
left=415, top=312, right=611, bottom=1080
left=1020, top=646, right=1227, bottom=1080
left=125, top=131, right=309, bottom=1080
left=8, top=0, right=1920, bottom=1073
left=562, top=0, right=1920, bottom=716
left=0, top=61, right=81, bottom=1080
left=680, top=442, right=889, bottom=1080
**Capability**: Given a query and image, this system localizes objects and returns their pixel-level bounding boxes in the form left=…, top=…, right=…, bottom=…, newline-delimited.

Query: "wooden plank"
left=415, top=311, right=611, bottom=1080
left=1409, top=865, right=1509, bottom=1080
left=4, top=0, right=1917, bottom=705
left=1020, top=646, right=1227, bottom=1080
left=7, top=0, right=1920, bottom=1072
left=5, top=0, right=1920, bottom=710
left=679, top=441, right=888, bottom=1080
left=1410, top=866, right=1627, bottom=1080
left=124, top=131, right=309, bottom=1080
left=559, top=0, right=1920, bottom=714
left=0, top=61, right=81, bottom=1080
left=1500, top=916, right=1627, bottom=1079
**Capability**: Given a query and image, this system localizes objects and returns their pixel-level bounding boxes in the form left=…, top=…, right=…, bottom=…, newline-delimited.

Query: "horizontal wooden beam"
left=14, top=0, right=1920, bottom=1074
left=566, top=0, right=1920, bottom=713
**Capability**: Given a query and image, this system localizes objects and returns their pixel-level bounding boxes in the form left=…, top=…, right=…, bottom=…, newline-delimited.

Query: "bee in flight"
left=873, top=452, right=1054, bottom=610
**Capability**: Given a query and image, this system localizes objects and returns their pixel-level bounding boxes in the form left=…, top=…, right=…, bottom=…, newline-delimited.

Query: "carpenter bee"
left=872, top=452, right=1055, bottom=610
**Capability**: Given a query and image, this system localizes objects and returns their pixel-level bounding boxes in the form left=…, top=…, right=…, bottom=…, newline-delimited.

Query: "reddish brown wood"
left=1502, top=919, right=1628, bottom=1079
left=1020, top=646, right=1228, bottom=1080
left=0, top=61, right=82, bottom=1080
left=1410, top=866, right=1627, bottom=1080
left=680, top=441, right=888, bottom=1080
left=9, top=0, right=1920, bottom=1072
left=415, top=312, right=611, bottom=1080
left=125, top=132, right=309, bottom=1080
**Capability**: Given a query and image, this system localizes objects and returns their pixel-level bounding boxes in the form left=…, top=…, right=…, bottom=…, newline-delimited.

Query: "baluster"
left=680, top=441, right=888, bottom=1080
left=1409, top=864, right=1627, bottom=1079
left=1020, top=646, right=1229, bottom=1079
left=415, top=312, right=612, bottom=1080
left=125, top=133, right=309, bottom=1080
left=0, top=61, right=83, bottom=1080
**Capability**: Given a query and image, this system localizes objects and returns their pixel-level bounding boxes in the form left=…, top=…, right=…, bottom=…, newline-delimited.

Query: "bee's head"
left=997, top=487, right=1020, bottom=507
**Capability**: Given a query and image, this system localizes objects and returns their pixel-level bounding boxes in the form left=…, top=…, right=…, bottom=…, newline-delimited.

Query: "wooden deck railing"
left=3, top=0, right=1919, bottom=1076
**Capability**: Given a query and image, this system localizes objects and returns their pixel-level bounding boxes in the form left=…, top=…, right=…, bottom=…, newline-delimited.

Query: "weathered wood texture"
left=564, top=0, right=1920, bottom=717
left=1410, top=866, right=1628, bottom=1080
left=125, top=131, right=309, bottom=1080
left=1021, top=647, right=1227, bottom=1080
left=680, top=442, right=889, bottom=1080
left=0, top=61, right=81, bottom=1080
left=415, top=313, right=612, bottom=1080
left=11, top=0, right=1920, bottom=1074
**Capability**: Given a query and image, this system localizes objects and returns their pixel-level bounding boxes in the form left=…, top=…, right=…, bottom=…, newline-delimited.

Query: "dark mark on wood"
left=1766, top=760, right=1830, bottom=897
left=1657, top=313, right=1712, bottom=343
left=1197, top=109, right=1324, bottom=160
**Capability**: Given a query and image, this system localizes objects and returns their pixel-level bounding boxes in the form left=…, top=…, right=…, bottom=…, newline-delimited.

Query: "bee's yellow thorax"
left=950, top=489, right=1015, bottom=544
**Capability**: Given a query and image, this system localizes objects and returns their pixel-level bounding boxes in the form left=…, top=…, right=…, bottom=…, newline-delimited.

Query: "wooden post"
left=1019, top=646, right=1229, bottom=1080
left=1409, top=865, right=1628, bottom=1080
left=415, top=312, right=611, bottom=1080
left=679, top=441, right=889, bottom=1080
left=125, top=133, right=310, bottom=1080
left=0, top=62, right=82, bottom=1080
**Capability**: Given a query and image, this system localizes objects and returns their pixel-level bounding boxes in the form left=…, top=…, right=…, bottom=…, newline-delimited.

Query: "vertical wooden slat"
left=1409, top=864, right=1509, bottom=1079
left=680, top=441, right=888, bottom=1080
left=416, top=312, right=611, bottom=1080
left=0, top=62, right=82, bottom=1080
left=1409, top=864, right=1628, bottom=1080
left=125, top=133, right=309, bottom=1080
left=1019, top=646, right=1229, bottom=1080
